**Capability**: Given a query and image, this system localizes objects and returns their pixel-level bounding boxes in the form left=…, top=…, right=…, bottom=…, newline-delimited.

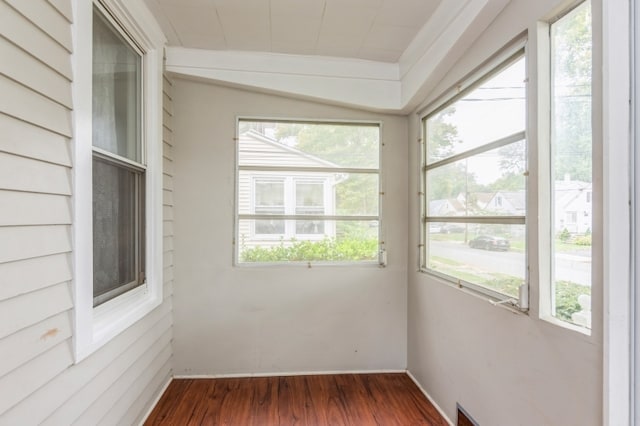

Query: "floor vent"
left=457, top=403, right=479, bottom=426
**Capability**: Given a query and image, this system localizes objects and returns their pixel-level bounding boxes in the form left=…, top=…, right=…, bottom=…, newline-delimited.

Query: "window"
left=420, top=47, right=527, bottom=306
left=236, top=120, right=382, bottom=264
left=73, top=0, right=165, bottom=361
left=92, top=8, right=145, bottom=307
left=549, top=0, right=593, bottom=329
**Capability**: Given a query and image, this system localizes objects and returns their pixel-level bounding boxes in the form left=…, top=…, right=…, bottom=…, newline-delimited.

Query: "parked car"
left=469, top=235, right=510, bottom=251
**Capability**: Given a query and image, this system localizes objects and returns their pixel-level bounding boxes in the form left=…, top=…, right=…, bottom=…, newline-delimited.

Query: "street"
left=430, top=240, right=591, bottom=287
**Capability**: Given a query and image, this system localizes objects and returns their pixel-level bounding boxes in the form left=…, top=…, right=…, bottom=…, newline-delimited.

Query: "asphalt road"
left=430, top=240, right=591, bottom=287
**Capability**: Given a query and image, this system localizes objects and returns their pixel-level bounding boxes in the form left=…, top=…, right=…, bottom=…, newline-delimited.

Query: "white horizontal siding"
left=0, top=225, right=71, bottom=263
left=0, top=282, right=72, bottom=340
left=0, top=190, right=71, bottom=226
left=5, top=0, right=73, bottom=52
left=0, top=311, right=72, bottom=378
left=0, top=4, right=174, bottom=426
left=0, top=253, right=72, bottom=301
left=0, top=38, right=72, bottom=108
left=47, top=0, right=72, bottom=23
left=0, top=75, right=71, bottom=137
left=0, top=1, right=72, bottom=80
left=0, top=114, right=71, bottom=166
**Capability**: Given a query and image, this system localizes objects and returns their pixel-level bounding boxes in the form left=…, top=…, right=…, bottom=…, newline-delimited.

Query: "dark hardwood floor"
left=145, top=373, right=448, bottom=425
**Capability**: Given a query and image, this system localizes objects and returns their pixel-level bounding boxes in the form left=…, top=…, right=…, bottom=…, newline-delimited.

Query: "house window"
left=254, top=179, right=285, bottom=235
left=73, top=0, right=164, bottom=361
left=549, top=0, right=593, bottom=329
left=92, top=8, right=145, bottom=307
left=420, top=46, right=527, bottom=306
left=237, top=120, right=381, bottom=264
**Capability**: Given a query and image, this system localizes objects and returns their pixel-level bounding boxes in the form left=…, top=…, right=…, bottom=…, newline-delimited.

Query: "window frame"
left=234, top=117, right=384, bottom=266
left=72, top=0, right=166, bottom=361
left=538, top=0, right=595, bottom=334
left=418, top=38, right=529, bottom=310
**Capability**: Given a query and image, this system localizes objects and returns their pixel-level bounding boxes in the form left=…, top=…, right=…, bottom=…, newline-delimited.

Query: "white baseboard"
left=406, top=370, right=454, bottom=426
left=138, top=374, right=173, bottom=426
left=173, top=369, right=406, bottom=379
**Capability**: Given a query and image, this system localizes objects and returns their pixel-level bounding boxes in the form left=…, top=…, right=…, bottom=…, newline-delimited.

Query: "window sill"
left=75, top=284, right=162, bottom=362
left=419, top=268, right=529, bottom=315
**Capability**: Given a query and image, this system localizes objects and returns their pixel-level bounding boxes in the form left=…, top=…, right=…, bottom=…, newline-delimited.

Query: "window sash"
left=420, top=49, right=527, bottom=306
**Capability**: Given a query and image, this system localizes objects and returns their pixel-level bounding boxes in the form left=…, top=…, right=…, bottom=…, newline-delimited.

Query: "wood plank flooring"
left=145, top=373, right=448, bottom=425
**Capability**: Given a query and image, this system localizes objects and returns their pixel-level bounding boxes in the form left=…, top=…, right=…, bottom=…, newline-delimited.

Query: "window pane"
left=238, top=121, right=379, bottom=168
left=426, top=141, right=526, bottom=217
left=93, top=157, right=144, bottom=306
left=426, top=57, right=526, bottom=164
left=92, top=9, right=142, bottom=162
left=427, top=224, right=526, bottom=297
left=238, top=220, right=379, bottom=262
left=551, top=1, right=592, bottom=328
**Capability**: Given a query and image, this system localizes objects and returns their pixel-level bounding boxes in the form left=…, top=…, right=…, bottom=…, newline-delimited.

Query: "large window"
left=421, top=49, right=528, bottom=306
left=92, top=8, right=145, bottom=306
left=236, top=120, right=381, bottom=264
left=73, top=0, right=164, bottom=361
left=549, top=0, right=593, bottom=329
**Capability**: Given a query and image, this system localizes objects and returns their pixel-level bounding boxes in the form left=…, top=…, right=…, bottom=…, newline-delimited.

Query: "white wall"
left=407, top=0, right=605, bottom=424
left=171, top=80, right=408, bottom=375
left=0, top=1, right=174, bottom=423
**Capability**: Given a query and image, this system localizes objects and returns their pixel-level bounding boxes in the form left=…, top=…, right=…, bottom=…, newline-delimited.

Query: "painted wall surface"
left=407, top=0, right=603, bottom=424
left=172, top=80, right=408, bottom=375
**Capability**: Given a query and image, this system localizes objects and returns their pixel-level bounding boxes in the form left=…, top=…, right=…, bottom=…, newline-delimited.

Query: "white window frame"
left=235, top=117, right=383, bottom=266
left=250, top=176, right=331, bottom=239
left=72, top=0, right=166, bottom=361
left=418, top=39, right=529, bottom=310
left=537, top=0, right=598, bottom=335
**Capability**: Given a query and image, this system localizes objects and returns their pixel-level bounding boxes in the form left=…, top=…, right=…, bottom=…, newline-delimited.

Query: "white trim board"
left=138, top=375, right=173, bottom=426
left=406, top=370, right=455, bottom=426
left=173, top=369, right=407, bottom=379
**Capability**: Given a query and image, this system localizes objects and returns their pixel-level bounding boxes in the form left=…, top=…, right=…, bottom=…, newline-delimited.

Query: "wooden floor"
left=145, top=373, right=448, bottom=425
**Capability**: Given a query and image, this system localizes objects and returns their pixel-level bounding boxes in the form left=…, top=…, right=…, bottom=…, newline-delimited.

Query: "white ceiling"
left=144, top=0, right=441, bottom=63
left=141, top=0, right=511, bottom=112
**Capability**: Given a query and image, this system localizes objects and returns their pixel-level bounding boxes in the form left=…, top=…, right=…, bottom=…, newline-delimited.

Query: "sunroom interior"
left=0, top=0, right=634, bottom=425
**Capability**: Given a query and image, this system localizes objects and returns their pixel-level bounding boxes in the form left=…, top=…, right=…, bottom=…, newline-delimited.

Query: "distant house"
left=237, top=130, right=341, bottom=247
left=483, top=191, right=526, bottom=216
left=554, top=178, right=592, bottom=234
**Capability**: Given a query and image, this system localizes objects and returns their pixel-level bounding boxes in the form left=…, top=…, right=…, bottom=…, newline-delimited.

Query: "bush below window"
left=240, top=237, right=378, bottom=262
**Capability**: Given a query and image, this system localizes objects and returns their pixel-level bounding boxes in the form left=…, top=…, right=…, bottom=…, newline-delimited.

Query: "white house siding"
left=0, top=2, right=173, bottom=424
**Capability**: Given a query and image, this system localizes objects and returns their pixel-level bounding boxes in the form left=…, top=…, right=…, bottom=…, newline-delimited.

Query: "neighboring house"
left=237, top=130, right=340, bottom=247
left=428, top=197, right=466, bottom=216
left=554, top=178, right=592, bottom=234
left=482, top=191, right=526, bottom=216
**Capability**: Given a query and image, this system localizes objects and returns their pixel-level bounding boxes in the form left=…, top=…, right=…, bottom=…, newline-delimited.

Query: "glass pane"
left=296, top=182, right=323, bottom=210
left=426, top=56, right=526, bottom=164
left=255, top=180, right=285, bottom=209
left=551, top=1, right=592, bottom=328
left=427, top=224, right=526, bottom=298
left=238, top=121, right=379, bottom=168
left=426, top=141, right=526, bottom=217
left=93, top=157, right=143, bottom=305
left=238, top=171, right=379, bottom=217
left=238, top=220, right=379, bottom=262
left=93, top=9, right=142, bottom=162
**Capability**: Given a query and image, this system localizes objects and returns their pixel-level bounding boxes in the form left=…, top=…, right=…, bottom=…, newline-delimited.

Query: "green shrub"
left=240, top=237, right=378, bottom=262
left=572, top=234, right=592, bottom=246
left=558, top=228, right=571, bottom=242
left=555, top=280, right=590, bottom=322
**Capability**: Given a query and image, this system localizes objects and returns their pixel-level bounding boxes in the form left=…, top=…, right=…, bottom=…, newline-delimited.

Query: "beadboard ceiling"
left=144, top=0, right=511, bottom=112
left=144, top=0, right=441, bottom=63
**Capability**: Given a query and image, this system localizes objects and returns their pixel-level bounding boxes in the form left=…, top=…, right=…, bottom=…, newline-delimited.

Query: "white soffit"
left=163, top=0, right=510, bottom=113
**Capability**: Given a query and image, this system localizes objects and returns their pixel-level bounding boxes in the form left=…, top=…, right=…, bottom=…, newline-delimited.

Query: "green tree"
left=552, top=1, right=592, bottom=182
